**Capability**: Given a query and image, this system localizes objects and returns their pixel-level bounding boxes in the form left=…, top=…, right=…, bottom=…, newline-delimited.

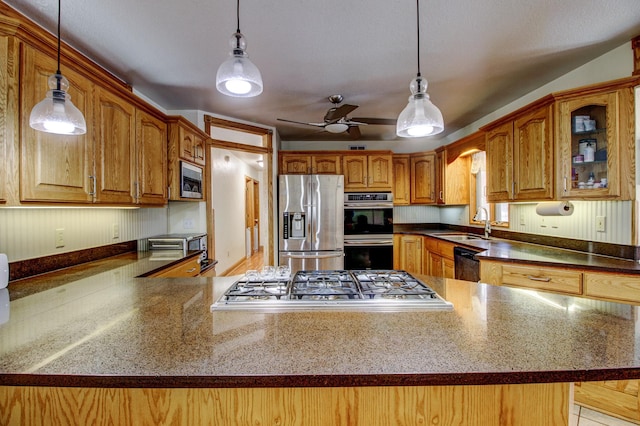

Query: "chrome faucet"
left=475, top=207, right=491, bottom=239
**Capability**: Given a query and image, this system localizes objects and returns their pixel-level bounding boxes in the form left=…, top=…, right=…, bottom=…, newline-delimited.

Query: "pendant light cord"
left=56, top=0, right=61, bottom=75
left=236, top=0, right=240, bottom=33
left=416, top=0, right=421, bottom=78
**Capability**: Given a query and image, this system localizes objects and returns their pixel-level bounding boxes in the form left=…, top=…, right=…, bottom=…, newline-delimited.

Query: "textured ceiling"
left=5, top=0, right=640, bottom=147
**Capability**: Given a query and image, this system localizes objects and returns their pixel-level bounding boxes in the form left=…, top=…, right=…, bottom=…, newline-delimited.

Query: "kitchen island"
left=1, top=253, right=640, bottom=424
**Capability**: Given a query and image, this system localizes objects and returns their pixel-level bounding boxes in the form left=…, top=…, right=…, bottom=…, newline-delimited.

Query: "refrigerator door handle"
left=281, top=252, right=343, bottom=259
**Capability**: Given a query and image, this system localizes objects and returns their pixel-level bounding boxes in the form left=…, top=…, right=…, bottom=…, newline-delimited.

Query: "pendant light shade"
left=396, top=0, right=443, bottom=138
left=216, top=0, right=263, bottom=97
left=396, top=75, right=443, bottom=137
left=29, top=0, right=86, bottom=135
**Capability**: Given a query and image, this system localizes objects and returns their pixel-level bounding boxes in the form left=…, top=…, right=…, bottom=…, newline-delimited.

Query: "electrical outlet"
left=183, top=218, right=194, bottom=229
left=520, top=213, right=525, bottom=226
left=111, top=223, right=119, bottom=239
left=596, top=216, right=606, bottom=232
left=55, top=228, right=65, bottom=248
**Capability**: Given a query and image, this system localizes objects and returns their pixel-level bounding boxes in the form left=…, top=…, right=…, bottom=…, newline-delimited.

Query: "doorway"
left=204, top=115, right=274, bottom=276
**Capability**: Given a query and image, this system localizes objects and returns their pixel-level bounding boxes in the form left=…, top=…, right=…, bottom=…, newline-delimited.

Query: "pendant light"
left=396, top=0, right=443, bottom=138
left=29, top=0, right=86, bottom=135
left=216, top=0, right=263, bottom=97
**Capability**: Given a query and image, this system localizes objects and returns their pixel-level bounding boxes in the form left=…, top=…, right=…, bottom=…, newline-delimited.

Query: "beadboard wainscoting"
left=0, top=208, right=168, bottom=262
left=396, top=200, right=633, bottom=246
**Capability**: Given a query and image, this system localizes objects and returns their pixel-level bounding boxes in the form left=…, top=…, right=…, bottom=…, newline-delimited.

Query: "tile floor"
left=572, top=405, right=638, bottom=425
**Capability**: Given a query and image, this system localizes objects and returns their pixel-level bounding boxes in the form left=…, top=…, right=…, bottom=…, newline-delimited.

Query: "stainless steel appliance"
left=210, top=269, right=453, bottom=311
left=180, top=161, right=203, bottom=199
left=278, top=175, right=344, bottom=273
left=343, top=192, right=393, bottom=269
left=148, top=233, right=208, bottom=262
left=453, top=246, right=480, bottom=282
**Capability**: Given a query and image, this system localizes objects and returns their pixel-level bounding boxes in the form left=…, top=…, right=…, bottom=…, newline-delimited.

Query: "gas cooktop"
left=211, top=270, right=453, bottom=312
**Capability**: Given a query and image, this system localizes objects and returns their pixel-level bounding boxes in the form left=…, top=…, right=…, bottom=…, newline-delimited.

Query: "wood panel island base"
left=2, top=263, right=640, bottom=426
left=1, top=383, right=569, bottom=425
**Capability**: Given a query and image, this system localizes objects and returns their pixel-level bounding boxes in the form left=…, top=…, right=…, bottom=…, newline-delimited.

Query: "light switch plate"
left=596, top=216, right=606, bottom=232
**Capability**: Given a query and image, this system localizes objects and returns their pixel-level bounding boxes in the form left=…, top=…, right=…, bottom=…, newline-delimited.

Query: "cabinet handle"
left=563, top=177, right=568, bottom=193
left=186, top=267, right=197, bottom=273
left=526, top=275, right=552, bottom=282
left=134, top=182, right=139, bottom=200
left=439, top=190, right=443, bottom=200
left=89, top=175, right=96, bottom=196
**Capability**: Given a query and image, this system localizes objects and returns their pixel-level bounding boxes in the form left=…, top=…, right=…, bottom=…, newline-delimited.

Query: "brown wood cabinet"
left=20, top=44, right=94, bottom=203
left=575, top=381, right=640, bottom=424
left=136, top=110, right=167, bottom=205
left=342, top=153, right=393, bottom=192
left=17, top=41, right=168, bottom=206
left=410, top=153, right=436, bottom=204
left=395, top=234, right=423, bottom=275
left=177, top=122, right=206, bottom=166
left=482, top=100, right=554, bottom=202
left=423, top=236, right=455, bottom=279
left=435, top=147, right=470, bottom=205
left=279, top=152, right=342, bottom=175
left=555, top=79, right=636, bottom=201
left=93, top=86, right=136, bottom=204
left=167, top=117, right=206, bottom=202
left=150, top=256, right=201, bottom=277
left=392, top=155, right=410, bottom=205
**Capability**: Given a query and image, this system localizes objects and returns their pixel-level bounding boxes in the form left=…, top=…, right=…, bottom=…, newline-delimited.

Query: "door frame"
left=204, top=116, right=274, bottom=267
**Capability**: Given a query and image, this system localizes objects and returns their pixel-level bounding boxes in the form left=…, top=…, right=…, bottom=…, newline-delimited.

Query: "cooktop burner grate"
left=290, top=270, right=361, bottom=300
left=351, top=270, right=439, bottom=299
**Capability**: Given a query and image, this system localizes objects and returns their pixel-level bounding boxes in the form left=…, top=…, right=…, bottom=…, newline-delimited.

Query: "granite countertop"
left=395, top=228, right=640, bottom=274
left=1, top=252, right=640, bottom=389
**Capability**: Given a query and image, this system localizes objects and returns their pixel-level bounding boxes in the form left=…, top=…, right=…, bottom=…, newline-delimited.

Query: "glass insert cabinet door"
left=557, top=90, right=621, bottom=199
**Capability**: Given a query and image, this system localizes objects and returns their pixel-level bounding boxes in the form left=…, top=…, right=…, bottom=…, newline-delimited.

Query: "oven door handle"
left=343, top=203, right=393, bottom=208
left=281, top=253, right=343, bottom=259
left=344, top=240, right=394, bottom=246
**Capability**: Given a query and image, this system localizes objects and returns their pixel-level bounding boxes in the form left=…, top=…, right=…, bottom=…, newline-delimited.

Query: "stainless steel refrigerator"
left=278, top=175, right=344, bottom=273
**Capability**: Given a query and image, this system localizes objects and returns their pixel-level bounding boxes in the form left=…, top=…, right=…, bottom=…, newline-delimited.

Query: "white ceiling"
left=5, top=0, right=640, bottom=147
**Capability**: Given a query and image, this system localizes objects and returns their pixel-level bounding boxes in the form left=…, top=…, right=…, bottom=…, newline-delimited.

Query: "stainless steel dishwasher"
left=453, top=247, right=481, bottom=282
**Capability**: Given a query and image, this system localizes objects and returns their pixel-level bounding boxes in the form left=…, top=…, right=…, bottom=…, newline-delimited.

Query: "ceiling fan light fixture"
left=325, top=122, right=349, bottom=133
left=30, top=0, right=86, bottom=135
left=216, top=1, right=263, bottom=98
left=396, top=0, right=443, bottom=138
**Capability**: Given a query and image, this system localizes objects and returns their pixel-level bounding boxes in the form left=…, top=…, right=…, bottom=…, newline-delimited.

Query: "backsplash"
left=0, top=208, right=168, bottom=262
left=396, top=200, right=633, bottom=246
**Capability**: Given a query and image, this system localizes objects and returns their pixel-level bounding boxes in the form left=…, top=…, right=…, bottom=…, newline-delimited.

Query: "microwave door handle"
left=343, top=203, right=392, bottom=208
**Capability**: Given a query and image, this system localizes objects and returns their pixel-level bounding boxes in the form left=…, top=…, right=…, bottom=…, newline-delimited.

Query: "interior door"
left=253, top=180, right=260, bottom=253
left=244, top=177, right=254, bottom=258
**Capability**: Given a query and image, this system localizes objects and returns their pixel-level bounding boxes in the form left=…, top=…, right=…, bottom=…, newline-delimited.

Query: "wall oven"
left=343, top=192, right=394, bottom=269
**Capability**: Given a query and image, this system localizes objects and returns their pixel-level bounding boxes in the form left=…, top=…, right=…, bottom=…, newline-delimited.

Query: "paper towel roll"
left=535, top=201, right=574, bottom=216
left=0, top=254, right=7, bottom=289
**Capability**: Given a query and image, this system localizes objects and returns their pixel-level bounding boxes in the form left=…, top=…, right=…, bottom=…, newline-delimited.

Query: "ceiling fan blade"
left=347, top=125, right=361, bottom=140
left=324, top=104, right=358, bottom=122
left=352, top=117, right=397, bottom=125
left=277, top=118, right=326, bottom=128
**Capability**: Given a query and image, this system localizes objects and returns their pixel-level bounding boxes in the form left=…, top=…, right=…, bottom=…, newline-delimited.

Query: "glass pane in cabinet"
left=570, top=104, right=608, bottom=191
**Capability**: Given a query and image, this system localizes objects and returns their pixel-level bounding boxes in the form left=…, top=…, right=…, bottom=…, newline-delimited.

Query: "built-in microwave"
left=180, top=161, right=203, bottom=199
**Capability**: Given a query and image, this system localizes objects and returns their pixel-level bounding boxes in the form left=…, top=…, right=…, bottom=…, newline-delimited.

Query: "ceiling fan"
left=277, top=95, right=396, bottom=139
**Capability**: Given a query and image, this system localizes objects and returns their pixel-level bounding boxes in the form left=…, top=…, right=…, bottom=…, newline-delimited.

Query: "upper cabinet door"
left=410, top=153, right=436, bottom=204
left=280, top=154, right=312, bottom=174
left=556, top=87, right=634, bottom=200
left=136, top=110, right=168, bottom=205
left=513, top=104, right=553, bottom=201
left=392, top=155, right=410, bottom=205
left=342, top=155, right=368, bottom=191
left=485, top=122, right=513, bottom=202
left=20, top=45, right=94, bottom=203
left=94, top=87, right=136, bottom=204
left=367, top=154, right=393, bottom=191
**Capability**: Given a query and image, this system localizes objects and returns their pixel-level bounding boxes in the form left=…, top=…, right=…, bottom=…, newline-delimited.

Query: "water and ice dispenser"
left=282, top=212, right=306, bottom=239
